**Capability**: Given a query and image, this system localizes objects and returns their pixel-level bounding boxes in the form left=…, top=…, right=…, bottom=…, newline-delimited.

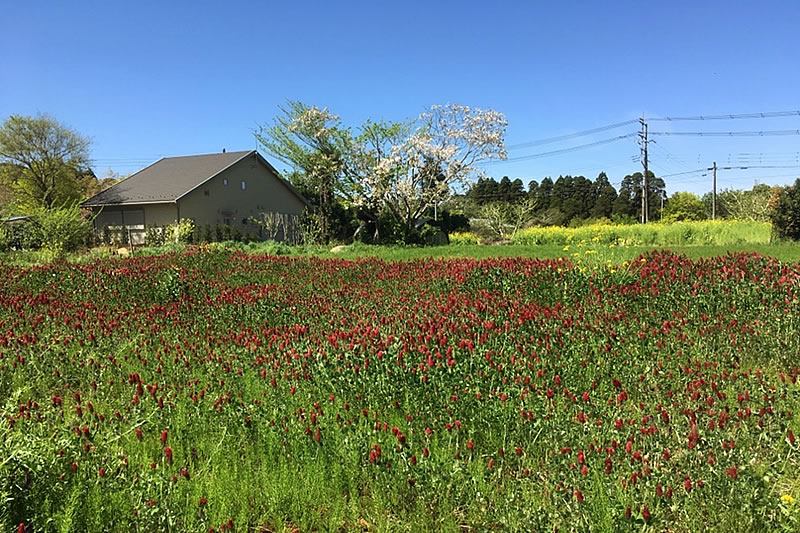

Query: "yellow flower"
left=782, top=494, right=796, bottom=505
left=563, top=245, right=570, bottom=251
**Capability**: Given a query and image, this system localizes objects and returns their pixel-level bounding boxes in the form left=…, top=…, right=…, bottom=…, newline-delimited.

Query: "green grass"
left=298, top=242, right=800, bottom=263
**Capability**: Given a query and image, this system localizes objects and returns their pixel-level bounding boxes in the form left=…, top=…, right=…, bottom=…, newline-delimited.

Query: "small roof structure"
left=82, top=150, right=308, bottom=207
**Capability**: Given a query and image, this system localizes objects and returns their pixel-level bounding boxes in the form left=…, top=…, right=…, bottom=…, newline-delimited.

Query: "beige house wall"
left=178, top=152, right=306, bottom=237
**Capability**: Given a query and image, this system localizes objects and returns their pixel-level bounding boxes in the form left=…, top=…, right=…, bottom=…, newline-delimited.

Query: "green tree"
left=590, top=172, right=617, bottom=219
left=612, top=170, right=665, bottom=222
left=0, top=114, right=91, bottom=210
left=662, top=191, right=707, bottom=222
left=769, top=180, right=800, bottom=240
left=255, top=102, right=349, bottom=243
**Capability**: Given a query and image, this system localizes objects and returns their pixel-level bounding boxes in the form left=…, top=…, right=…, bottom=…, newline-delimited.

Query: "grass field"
left=1, top=247, right=799, bottom=532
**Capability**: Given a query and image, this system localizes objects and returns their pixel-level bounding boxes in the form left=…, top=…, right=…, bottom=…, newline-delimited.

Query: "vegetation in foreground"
left=1, top=248, right=799, bottom=532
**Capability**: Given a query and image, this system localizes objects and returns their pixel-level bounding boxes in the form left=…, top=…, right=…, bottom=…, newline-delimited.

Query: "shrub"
left=770, top=180, right=800, bottom=240
left=26, top=206, right=93, bottom=254
left=166, top=218, right=195, bottom=244
left=449, top=232, right=481, bottom=245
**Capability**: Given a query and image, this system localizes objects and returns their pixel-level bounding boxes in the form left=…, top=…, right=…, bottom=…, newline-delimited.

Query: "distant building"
left=82, top=150, right=308, bottom=244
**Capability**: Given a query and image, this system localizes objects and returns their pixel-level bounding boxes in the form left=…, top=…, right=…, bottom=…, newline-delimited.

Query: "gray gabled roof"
left=82, top=150, right=307, bottom=207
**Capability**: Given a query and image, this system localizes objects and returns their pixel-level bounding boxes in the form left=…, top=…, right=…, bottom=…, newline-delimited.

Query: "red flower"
left=642, top=505, right=651, bottom=521
left=161, top=430, right=168, bottom=446
left=164, top=446, right=173, bottom=464
left=790, top=429, right=796, bottom=444
left=466, top=440, right=474, bottom=451
left=574, top=489, right=584, bottom=502
left=135, top=428, right=143, bottom=440
left=98, top=467, right=106, bottom=477
left=684, top=478, right=692, bottom=492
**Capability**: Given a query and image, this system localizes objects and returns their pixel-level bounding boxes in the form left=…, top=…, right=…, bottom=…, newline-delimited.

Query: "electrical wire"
left=481, top=134, right=637, bottom=165
left=650, top=129, right=800, bottom=137
left=648, top=110, right=800, bottom=121
left=506, top=120, right=638, bottom=150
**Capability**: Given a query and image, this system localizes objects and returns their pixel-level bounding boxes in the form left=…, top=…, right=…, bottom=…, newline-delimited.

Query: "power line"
left=482, top=134, right=636, bottom=165
left=650, top=129, right=800, bottom=137
left=506, top=120, right=638, bottom=150
left=648, top=110, right=800, bottom=121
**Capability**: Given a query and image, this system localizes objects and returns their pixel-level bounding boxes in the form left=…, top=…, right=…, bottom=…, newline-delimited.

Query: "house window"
left=223, top=178, right=228, bottom=186
left=241, top=181, right=246, bottom=190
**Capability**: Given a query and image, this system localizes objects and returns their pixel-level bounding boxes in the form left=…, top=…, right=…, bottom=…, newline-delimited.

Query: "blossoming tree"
left=363, top=104, right=507, bottom=234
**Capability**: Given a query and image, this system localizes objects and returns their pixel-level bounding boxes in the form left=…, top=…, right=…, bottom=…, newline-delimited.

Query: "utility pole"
left=712, top=161, right=717, bottom=220
left=638, top=117, right=650, bottom=223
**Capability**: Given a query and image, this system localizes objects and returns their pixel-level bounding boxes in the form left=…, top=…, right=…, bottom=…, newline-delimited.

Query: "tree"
left=612, top=170, right=665, bottom=222
left=480, top=197, right=537, bottom=240
left=710, top=184, right=773, bottom=222
left=590, top=172, right=617, bottom=219
left=255, top=102, right=353, bottom=243
left=662, top=192, right=707, bottom=222
left=367, top=104, right=507, bottom=234
left=0, top=114, right=91, bottom=210
left=769, top=180, right=800, bottom=240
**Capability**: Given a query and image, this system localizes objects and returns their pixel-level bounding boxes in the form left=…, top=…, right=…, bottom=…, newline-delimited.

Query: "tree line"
left=0, top=110, right=797, bottom=248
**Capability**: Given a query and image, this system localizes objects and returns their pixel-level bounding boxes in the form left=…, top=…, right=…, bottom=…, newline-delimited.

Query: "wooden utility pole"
left=712, top=161, right=717, bottom=220
left=639, top=118, right=650, bottom=223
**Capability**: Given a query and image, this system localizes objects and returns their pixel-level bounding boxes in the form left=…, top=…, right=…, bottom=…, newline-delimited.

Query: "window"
left=223, top=178, right=228, bottom=186
left=241, top=181, right=246, bottom=190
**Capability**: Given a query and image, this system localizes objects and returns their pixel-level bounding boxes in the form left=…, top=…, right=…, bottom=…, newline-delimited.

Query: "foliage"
left=0, top=250, right=798, bottom=531
left=480, top=197, right=537, bottom=240
left=0, top=114, right=92, bottom=210
left=165, top=218, right=195, bottom=244
left=448, top=231, right=481, bottom=245
left=255, top=102, right=354, bottom=243
left=16, top=206, right=93, bottom=254
left=613, top=170, right=666, bottom=222
left=707, top=184, right=775, bottom=222
left=770, top=180, right=800, bottom=240
left=467, top=176, right=525, bottom=205
left=662, top=191, right=707, bottom=222
left=512, top=219, right=771, bottom=246
left=363, top=104, right=507, bottom=235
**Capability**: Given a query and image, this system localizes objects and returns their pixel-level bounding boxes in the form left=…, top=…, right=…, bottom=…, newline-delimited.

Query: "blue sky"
left=2, top=0, right=799, bottom=196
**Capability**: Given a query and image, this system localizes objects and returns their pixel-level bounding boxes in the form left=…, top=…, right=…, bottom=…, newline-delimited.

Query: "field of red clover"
left=1, top=248, right=799, bottom=532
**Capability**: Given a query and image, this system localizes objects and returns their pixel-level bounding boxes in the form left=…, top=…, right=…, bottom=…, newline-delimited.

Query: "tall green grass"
left=511, top=220, right=771, bottom=246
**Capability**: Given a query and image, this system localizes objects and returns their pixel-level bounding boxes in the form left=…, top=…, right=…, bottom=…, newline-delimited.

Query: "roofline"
left=81, top=150, right=310, bottom=208
left=252, top=152, right=311, bottom=207
left=83, top=200, right=176, bottom=207
left=81, top=156, right=167, bottom=206
left=175, top=150, right=254, bottom=201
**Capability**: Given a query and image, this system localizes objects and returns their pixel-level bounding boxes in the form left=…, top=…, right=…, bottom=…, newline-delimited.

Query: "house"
left=82, top=150, right=309, bottom=244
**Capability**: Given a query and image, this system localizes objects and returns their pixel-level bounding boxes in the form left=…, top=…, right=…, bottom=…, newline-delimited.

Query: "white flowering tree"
left=257, top=102, right=507, bottom=243
left=362, top=104, right=507, bottom=235
left=255, top=101, right=352, bottom=242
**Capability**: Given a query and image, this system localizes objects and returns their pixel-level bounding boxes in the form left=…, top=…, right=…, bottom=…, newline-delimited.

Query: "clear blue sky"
left=2, top=0, right=799, bottom=196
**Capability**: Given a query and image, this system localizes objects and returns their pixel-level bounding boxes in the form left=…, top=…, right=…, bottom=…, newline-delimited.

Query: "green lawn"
left=298, top=242, right=800, bottom=263
left=4, top=241, right=800, bottom=267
